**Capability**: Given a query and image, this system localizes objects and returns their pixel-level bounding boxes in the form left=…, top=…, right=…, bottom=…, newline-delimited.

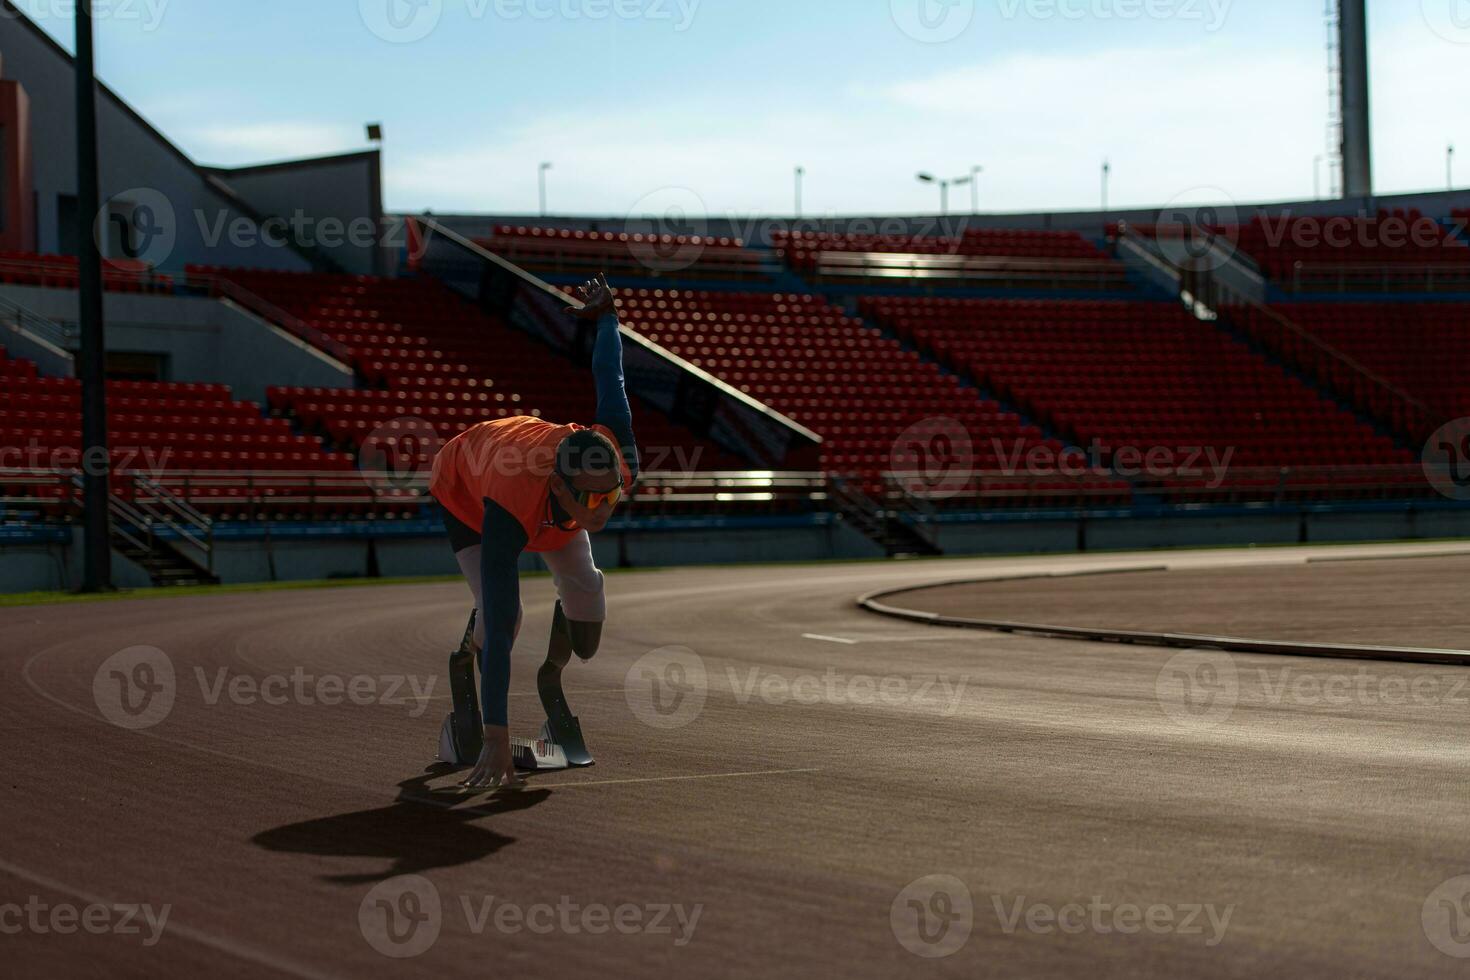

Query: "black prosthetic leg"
left=536, top=601, right=601, bottom=767
left=438, top=611, right=483, bottom=765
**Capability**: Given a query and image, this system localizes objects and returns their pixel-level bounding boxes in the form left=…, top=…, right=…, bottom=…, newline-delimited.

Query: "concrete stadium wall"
left=0, top=8, right=316, bottom=273
left=211, top=522, right=884, bottom=586
left=0, top=542, right=71, bottom=592
left=0, top=283, right=354, bottom=402
left=936, top=509, right=1470, bottom=557
left=0, top=529, right=156, bottom=593
left=0, top=522, right=885, bottom=593
left=209, top=153, right=388, bottom=277
left=4, top=513, right=1465, bottom=594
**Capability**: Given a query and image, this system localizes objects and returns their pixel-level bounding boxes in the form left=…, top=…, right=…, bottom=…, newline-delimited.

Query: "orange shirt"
left=430, top=416, right=632, bottom=553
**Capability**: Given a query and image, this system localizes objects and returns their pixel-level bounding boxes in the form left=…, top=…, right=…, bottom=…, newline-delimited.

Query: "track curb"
left=857, top=565, right=1470, bottom=667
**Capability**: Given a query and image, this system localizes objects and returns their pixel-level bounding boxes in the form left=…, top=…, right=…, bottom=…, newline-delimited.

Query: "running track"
left=3, top=542, right=1469, bottom=978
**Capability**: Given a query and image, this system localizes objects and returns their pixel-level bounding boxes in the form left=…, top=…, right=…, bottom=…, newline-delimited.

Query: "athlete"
left=429, top=273, right=636, bottom=790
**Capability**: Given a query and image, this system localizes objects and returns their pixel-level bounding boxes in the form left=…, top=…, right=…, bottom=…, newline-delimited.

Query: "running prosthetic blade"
left=438, top=611, right=483, bottom=764
left=537, top=666, right=594, bottom=767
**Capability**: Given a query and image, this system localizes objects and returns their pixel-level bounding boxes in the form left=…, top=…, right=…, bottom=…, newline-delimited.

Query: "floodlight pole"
left=1339, top=0, right=1372, bottom=198
left=794, top=166, right=804, bottom=218
left=538, top=162, right=552, bottom=218
left=76, top=0, right=111, bottom=592
left=964, top=165, right=982, bottom=212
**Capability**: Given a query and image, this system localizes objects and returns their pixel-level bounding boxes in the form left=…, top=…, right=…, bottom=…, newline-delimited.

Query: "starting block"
left=437, top=610, right=594, bottom=771
left=510, top=723, right=573, bottom=772
left=440, top=718, right=581, bottom=772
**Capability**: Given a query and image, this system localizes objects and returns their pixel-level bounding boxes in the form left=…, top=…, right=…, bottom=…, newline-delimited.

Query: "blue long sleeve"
left=591, top=311, right=639, bottom=479
left=479, top=500, right=527, bottom=726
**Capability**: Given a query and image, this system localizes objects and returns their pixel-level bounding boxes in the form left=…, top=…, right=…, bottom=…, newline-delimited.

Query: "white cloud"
left=389, top=30, right=1470, bottom=216
left=187, top=122, right=367, bottom=165
left=876, top=44, right=1326, bottom=209
left=392, top=47, right=1320, bottom=216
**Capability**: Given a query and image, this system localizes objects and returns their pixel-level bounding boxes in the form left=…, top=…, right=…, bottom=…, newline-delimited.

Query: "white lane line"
left=845, top=633, right=980, bottom=644
left=803, top=632, right=967, bottom=645
left=0, top=856, right=340, bottom=980
left=525, top=767, right=822, bottom=790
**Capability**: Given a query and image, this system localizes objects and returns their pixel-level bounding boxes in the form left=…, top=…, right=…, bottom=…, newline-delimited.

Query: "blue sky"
left=12, top=0, right=1468, bottom=217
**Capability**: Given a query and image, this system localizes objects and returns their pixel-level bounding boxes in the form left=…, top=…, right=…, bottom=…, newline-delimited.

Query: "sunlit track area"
left=2, top=543, right=1468, bottom=977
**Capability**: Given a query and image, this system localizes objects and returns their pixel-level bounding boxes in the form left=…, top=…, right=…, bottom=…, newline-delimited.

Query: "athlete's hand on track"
left=461, top=724, right=524, bottom=791
left=566, top=273, right=615, bottom=320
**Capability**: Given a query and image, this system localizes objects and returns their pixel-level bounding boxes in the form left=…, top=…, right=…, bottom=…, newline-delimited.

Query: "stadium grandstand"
left=1, top=3, right=1469, bottom=593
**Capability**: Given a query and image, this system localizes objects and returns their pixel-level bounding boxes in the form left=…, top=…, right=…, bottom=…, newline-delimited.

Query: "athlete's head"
left=550, top=430, right=624, bottom=532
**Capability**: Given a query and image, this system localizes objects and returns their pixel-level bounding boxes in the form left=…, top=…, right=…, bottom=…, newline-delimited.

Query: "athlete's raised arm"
left=569, top=273, right=639, bottom=480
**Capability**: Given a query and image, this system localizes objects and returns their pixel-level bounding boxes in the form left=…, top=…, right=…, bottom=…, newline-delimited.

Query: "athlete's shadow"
left=252, top=767, right=550, bottom=885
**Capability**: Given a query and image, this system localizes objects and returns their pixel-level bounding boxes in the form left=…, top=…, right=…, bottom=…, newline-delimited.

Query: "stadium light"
left=795, top=166, right=804, bottom=218
left=539, top=162, right=553, bottom=218
left=916, top=172, right=949, bottom=215
left=1101, top=159, right=1111, bottom=214
left=365, top=122, right=384, bottom=142
left=951, top=165, right=984, bottom=213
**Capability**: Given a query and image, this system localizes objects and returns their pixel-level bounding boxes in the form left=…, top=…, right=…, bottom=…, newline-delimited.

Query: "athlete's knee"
left=567, top=617, right=602, bottom=662
left=558, top=586, right=605, bottom=625
left=555, top=564, right=604, bottom=605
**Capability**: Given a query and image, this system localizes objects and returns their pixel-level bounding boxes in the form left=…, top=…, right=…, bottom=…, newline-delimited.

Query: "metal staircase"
left=72, top=473, right=219, bottom=587
left=828, top=476, right=943, bottom=558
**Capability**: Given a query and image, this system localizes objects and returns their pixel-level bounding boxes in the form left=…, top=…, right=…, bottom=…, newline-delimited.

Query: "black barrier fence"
left=411, top=216, right=822, bottom=471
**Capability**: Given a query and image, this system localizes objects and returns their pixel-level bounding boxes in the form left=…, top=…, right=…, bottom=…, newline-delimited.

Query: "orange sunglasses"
left=575, top=485, right=623, bottom=510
